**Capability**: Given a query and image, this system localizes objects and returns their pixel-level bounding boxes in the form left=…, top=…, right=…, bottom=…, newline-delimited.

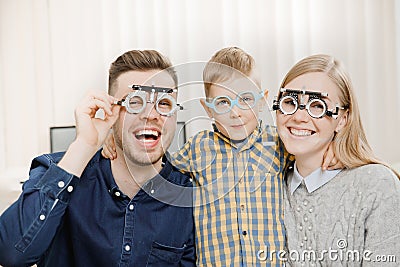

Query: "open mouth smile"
left=134, top=129, right=161, bottom=143
left=289, top=127, right=315, bottom=137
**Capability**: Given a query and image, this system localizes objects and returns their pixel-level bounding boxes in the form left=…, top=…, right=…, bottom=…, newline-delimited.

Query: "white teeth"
left=290, top=128, right=312, bottom=136
left=142, top=139, right=156, bottom=143
left=136, top=130, right=159, bottom=137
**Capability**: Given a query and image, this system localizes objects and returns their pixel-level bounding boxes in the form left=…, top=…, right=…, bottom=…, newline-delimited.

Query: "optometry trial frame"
left=272, top=88, right=347, bottom=119
left=114, top=85, right=183, bottom=116
left=205, top=90, right=266, bottom=114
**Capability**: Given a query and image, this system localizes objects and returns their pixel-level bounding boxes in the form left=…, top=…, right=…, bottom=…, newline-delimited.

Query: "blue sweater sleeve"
left=0, top=153, right=78, bottom=266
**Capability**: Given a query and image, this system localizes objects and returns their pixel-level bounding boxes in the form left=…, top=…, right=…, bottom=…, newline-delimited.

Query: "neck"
left=111, top=147, right=162, bottom=198
left=295, top=153, right=324, bottom=177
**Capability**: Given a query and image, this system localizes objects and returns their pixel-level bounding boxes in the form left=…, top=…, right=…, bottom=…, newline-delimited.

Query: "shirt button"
left=57, top=181, right=65, bottom=188
left=303, top=200, right=308, bottom=206
left=150, top=189, right=155, bottom=194
left=242, top=231, right=247, bottom=236
left=39, top=214, right=46, bottom=221
left=240, top=204, right=245, bottom=211
left=129, top=204, right=134, bottom=211
left=304, top=216, right=308, bottom=222
left=67, top=186, right=74, bottom=192
left=309, top=208, right=313, bottom=213
left=304, top=236, right=308, bottom=241
left=125, top=245, right=131, bottom=251
left=299, top=225, right=303, bottom=231
left=296, top=207, right=301, bottom=212
left=115, top=191, right=121, bottom=197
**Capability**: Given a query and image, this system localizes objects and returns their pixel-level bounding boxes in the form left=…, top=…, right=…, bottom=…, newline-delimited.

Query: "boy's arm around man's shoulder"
left=0, top=152, right=79, bottom=266
left=170, top=131, right=210, bottom=174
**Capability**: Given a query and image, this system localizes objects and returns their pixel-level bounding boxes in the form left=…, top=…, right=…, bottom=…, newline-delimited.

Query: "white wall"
left=0, top=0, right=399, bottom=190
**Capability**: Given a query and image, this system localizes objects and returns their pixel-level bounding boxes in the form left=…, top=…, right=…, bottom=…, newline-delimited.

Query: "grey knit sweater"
left=283, top=164, right=400, bottom=266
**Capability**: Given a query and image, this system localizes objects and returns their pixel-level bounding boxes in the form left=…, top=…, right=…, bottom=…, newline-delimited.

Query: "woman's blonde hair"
left=280, top=54, right=399, bottom=177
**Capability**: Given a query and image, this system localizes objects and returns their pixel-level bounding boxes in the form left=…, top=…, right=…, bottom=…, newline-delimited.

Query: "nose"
left=291, top=106, right=309, bottom=122
left=140, top=101, right=160, bottom=120
left=229, top=103, right=242, bottom=118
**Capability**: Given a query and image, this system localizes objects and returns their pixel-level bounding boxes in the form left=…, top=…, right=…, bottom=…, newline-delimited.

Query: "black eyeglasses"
left=273, top=88, right=347, bottom=119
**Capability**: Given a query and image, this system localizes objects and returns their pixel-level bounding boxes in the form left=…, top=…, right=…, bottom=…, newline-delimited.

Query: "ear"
left=200, top=98, right=214, bottom=119
left=263, top=90, right=269, bottom=100
left=335, top=110, right=348, bottom=132
left=258, top=90, right=269, bottom=112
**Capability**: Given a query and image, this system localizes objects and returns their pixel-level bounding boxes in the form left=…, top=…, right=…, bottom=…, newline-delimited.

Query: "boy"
left=172, top=47, right=285, bottom=266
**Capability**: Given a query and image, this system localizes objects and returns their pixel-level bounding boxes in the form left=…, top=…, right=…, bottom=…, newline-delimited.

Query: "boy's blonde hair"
left=203, top=47, right=260, bottom=96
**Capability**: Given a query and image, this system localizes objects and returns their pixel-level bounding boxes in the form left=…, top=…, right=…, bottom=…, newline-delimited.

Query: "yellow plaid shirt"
left=171, top=124, right=289, bottom=266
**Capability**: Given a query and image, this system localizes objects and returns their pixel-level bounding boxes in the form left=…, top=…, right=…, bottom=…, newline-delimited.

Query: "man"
left=0, top=50, right=195, bottom=266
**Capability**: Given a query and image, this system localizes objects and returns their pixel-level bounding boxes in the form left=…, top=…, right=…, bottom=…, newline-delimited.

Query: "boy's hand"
left=322, top=143, right=344, bottom=170
left=101, top=134, right=117, bottom=160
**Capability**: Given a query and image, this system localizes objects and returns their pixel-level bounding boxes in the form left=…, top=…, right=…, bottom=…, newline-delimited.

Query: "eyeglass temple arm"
left=113, top=99, right=124, bottom=105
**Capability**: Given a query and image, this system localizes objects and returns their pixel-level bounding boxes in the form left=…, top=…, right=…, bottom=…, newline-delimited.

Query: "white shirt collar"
left=289, top=162, right=342, bottom=195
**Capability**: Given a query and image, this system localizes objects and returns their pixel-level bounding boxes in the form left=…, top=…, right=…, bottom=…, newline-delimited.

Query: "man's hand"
left=58, top=91, right=120, bottom=177
left=74, top=91, right=119, bottom=149
left=322, top=143, right=344, bottom=170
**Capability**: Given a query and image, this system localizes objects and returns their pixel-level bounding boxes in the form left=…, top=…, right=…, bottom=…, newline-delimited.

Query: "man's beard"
left=113, top=130, right=165, bottom=167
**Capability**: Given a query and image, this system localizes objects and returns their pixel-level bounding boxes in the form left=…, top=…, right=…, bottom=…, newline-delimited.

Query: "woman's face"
left=276, top=72, right=347, bottom=162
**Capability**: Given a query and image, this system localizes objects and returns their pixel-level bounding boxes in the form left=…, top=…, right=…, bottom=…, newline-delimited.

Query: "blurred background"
left=1, top=0, right=400, bottom=210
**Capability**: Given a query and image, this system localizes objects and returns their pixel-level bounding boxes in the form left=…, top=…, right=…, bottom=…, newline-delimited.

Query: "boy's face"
left=201, top=74, right=266, bottom=140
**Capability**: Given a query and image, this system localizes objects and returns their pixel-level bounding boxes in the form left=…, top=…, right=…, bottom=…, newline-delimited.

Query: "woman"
left=274, top=54, right=400, bottom=266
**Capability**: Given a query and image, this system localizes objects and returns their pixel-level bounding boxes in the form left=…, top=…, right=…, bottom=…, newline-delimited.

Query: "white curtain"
left=0, top=0, right=399, bottom=187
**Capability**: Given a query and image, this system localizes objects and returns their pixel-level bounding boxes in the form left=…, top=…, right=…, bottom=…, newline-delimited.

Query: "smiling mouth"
left=231, top=124, right=245, bottom=128
left=134, top=129, right=160, bottom=142
left=289, top=127, right=315, bottom=137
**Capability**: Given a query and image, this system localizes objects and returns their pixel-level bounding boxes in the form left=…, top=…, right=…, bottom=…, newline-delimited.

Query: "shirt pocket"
left=146, top=241, right=186, bottom=267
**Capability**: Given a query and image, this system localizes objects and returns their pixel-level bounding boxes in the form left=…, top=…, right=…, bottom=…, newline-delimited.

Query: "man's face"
left=112, top=69, right=177, bottom=167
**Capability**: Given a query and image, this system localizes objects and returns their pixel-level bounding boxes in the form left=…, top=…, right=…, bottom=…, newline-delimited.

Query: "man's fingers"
left=78, top=91, right=115, bottom=117
left=89, top=93, right=115, bottom=116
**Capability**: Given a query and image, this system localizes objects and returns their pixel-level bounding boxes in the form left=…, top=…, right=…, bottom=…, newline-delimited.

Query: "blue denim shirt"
left=0, top=151, right=195, bottom=267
